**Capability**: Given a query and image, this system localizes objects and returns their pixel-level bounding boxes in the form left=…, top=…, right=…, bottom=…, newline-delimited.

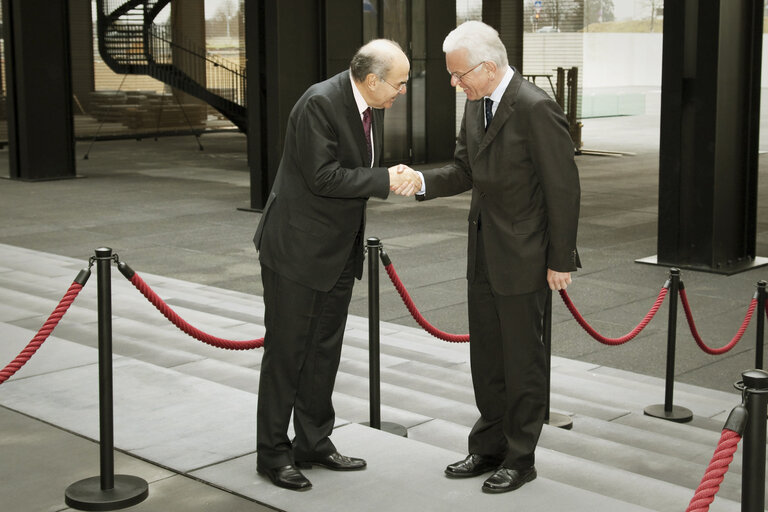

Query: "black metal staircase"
left=96, top=0, right=247, bottom=132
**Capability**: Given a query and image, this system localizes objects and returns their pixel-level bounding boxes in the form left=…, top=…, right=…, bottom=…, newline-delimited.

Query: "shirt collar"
left=486, top=66, right=514, bottom=104
left=350, top=71, right=370, bottom=116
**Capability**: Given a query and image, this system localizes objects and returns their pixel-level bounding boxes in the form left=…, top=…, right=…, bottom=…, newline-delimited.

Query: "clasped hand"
left=388, top=164, right=421, bottom=197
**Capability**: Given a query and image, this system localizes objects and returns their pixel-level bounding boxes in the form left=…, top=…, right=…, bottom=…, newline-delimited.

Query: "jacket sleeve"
left=295, top=95, right=390, bottom=200
left=528, top=98, right=581, bottom=271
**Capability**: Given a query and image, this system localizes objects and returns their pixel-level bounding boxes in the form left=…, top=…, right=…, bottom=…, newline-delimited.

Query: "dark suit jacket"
left=420, top=70, right=580, bottom=295
left=253, top=70, right=390, bottom=292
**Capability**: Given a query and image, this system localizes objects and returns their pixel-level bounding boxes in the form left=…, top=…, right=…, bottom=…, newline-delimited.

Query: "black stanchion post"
left=362, top=238, right=407, bottom=437
left=544, top=289, right=572, bottom=429
left=65, top=248, right=148, bottom=511
left=367, top=238, right=381, bottom=430
left=644, top=268, right=693, bottom=422
left=755, top=281, right=766, bottom=370
left=738, top=369, right=768, bottom=512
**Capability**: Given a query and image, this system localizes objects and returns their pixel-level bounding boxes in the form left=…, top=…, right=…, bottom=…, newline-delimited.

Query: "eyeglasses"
left=380, top=77, right=408, bottom=93
left=450, top=61, right=485, bottom=83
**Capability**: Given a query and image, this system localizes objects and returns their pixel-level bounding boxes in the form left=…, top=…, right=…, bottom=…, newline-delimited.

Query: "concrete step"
left=388, top=417, right=745, bottom=512
left=554, top=364, right=740, bottom=416
left=568, top=414, right=765, bottom=476
left=2, top=244, right=765, bottom=512
left=190, top=422, right=660, bottom=512
left=538, top=421, right=754, bottom=504
left=550, top=370, right=733, bottom=419
left=535, top=446, right=743, bottom=512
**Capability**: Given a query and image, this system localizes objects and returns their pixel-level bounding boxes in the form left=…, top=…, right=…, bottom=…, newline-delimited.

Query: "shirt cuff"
left=416, top=171, right=426, bottom=195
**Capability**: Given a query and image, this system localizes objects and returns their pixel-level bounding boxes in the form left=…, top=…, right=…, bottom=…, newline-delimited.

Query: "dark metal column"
left=69, top=0, right=95, bottom=115
left=324, top=2, right=362, bottom=76
left=245, top=0, right=322, bottom=210
left=641, top=0, right=767, bottom=275
left=2, top=0, right=75, bottom=180
left=482, top=0, right=523, bottom=71
left=424, top=0, right=455, bottom=163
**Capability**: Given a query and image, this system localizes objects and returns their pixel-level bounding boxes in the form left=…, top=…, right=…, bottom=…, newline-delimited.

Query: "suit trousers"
left=467, top=229, right=548, bottom=469
left=256, top=250, right=356, bottom=469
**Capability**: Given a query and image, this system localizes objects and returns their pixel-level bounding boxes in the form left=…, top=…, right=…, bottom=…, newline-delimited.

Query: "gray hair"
left=350, top=39, right=404, bottom=82
left=442, top=21, right=508, bottom=68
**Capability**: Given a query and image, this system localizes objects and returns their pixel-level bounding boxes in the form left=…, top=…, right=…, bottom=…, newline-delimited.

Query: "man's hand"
left=547, top=269, right=572, bottom=291
left=388, top=164, right=422, bottom=197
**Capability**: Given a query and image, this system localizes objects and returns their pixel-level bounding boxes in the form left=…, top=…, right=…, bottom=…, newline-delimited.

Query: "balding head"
left=349, top=38, right=410, bottom=109
left=350, top=39, right=407, bottom=83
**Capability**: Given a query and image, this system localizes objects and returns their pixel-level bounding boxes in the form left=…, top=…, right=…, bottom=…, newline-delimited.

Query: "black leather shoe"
left=257, top=464, right=312, bottom=491
left=482, top=466, right=537, bottom=493
left=444, top=454, right=500, bottom=478
left=295, top=451, right=367, bottom=471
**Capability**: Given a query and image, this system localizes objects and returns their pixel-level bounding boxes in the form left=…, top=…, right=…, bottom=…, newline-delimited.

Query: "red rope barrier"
left=685, top=429, right=741, bottom=512
left=558, top=287, right=668, bottom=345
left=383, top=263, right=469, bottom=343
left=679, top=289, right=755, bottom=355
left=129, top=273, right=263, bottom=350
left=0, top=282, right=85, bottom=384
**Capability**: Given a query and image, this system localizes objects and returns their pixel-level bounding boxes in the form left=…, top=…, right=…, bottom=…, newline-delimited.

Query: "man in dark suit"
left=252, top=39, right=420, bottom=491
left=411, top=21, right=580, bottom=493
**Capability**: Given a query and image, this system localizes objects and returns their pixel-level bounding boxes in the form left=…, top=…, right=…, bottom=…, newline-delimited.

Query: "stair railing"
left=96, top=0, right=247, bottom=130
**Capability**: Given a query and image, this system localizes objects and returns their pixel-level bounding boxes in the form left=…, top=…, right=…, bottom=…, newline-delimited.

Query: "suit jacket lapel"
left=477, top=71, right=522, bottom=157
left=340, top=70, right=370, bottom=166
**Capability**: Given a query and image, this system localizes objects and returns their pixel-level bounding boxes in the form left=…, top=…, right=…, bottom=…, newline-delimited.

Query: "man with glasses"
left=252, top=39, right=420, bottom=491
left=408, top=20, right=581, bottom=493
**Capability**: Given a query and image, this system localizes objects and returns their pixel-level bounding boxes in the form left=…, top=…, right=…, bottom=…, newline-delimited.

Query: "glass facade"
left=363, top=0, right=429, bottom=165
left=66, top=0, right=243, bottom=143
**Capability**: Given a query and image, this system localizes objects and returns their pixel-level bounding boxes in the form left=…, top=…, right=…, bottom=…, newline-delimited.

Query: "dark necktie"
left=362, top=107, right=372, bottom=166
left=484, top=98, right=493, bottom=131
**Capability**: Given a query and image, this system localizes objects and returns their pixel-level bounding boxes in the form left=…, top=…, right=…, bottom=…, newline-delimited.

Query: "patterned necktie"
left=362, top=107, right=372, bottom=166
left=484, top=98, right=493, bottom=131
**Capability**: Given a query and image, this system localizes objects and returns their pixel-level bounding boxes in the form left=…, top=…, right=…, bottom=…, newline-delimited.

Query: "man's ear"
left=483, top=61, right=498, bottom=74
left=365, top=73, right=378, bottom=90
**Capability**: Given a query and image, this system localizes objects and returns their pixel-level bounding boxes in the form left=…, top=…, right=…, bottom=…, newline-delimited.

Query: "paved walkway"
left=1, top=112, right=767, bottom=511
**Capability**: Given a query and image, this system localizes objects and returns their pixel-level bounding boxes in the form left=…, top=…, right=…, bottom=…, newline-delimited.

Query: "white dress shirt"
left=350, top=72, right=374, bottom=167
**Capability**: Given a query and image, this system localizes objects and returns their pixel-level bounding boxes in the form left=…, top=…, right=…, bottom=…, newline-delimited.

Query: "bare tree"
left=642, top=0, right=662, bottom=32
left=539, top=0, right=582, bottom=32
left=214, top=0, right=238, bottom=38
left=585, top=0, right=615, bottom=27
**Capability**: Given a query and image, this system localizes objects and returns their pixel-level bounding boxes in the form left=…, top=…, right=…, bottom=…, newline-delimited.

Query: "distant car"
left=536, top=26, right=560, bottom=33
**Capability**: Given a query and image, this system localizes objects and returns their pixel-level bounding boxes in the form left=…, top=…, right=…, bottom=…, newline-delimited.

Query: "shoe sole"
left=257, top=468, right=313, bottom=491
left=295, top=461, right=367, bottom=471
left=481, top=471, right=537, bottom=494
left=444, top=467, right=497, bottom=479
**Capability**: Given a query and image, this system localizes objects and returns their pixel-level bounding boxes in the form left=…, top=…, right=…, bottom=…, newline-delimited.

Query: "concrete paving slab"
left=0, top=357, right=260, bottom=473
left=0, top=407, right=176, bottom=512
left=0, top=325, right=101, bottom=380
left=191, top=422, right=658, bottom=512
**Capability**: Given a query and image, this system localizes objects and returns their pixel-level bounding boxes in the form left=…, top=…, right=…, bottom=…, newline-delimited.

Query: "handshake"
left=388, top=164, right=422, bottom=197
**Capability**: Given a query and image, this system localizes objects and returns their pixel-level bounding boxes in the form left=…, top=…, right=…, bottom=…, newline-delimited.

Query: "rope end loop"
left=379, top=248, right=391, bottom=266
left=722, top=404, right=748, bottom=435
left=118, top=261, right=136, bottom=279
left=74, top=268, right=91, bottom=286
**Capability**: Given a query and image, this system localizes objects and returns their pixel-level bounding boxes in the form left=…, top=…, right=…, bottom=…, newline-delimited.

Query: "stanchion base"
left=361, top=421, right=408, bottom=437
left=546, top=412, right=573, bottom=430
left=65, top=475, right=149, bottom=511
left=643, top=404, right=693, bottom=423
